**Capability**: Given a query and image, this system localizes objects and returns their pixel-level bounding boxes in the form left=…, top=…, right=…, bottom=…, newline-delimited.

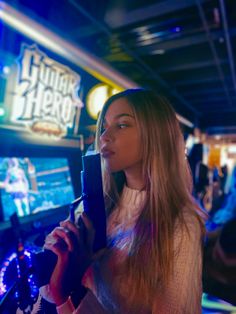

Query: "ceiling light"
left=151, top=49, right=165, bottom=55
left=0, top=1, right=137, bottom=90
left=0, top=1, right=193, bottom=129
left=171, top=26, right=181, bottom=33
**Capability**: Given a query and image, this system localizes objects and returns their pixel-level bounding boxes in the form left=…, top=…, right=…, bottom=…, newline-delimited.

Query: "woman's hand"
left=43, top=213, right=95, bottom=306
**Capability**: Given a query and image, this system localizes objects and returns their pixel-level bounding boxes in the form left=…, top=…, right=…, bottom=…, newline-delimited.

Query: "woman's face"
left=100, top=98, right=142, bottom=175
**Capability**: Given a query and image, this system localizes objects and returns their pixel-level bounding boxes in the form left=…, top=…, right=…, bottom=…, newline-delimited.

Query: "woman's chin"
left=104, top=161, right=120, bottom=173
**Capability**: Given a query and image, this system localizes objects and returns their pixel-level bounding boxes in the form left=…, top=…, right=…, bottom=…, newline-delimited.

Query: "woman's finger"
left=60, top=220, right=82, bottom=246
left=54, top=227, right=75, bottom=251
left=44, top=238, right=68, bottom=256
left=44, top=232, right=57, bottom=247
left=60, top=220, right=79, bottom=235
left=44, top=227, right=74, bottom=252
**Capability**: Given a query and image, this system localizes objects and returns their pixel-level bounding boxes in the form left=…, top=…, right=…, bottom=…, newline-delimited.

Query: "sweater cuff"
left=56, top=296, right=75, bottom=314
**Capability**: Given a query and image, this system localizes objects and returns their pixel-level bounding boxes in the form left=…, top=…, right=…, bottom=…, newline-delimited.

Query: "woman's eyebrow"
left=114, top=113, right=135, bottom=119
left=103, top=113, right=135, bottom=125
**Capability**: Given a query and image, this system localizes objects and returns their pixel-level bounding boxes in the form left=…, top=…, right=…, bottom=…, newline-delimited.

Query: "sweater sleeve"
left=152, top=215, right=203, bottom=314
left=56, top=290, right=108, bottom=314
left=56, top=297, right=75, bottom=314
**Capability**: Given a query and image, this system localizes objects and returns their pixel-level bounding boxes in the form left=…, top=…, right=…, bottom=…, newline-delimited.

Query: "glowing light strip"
left=0, top=1, right=193, bottom=128
left=0, top=250, right=38, bottom=299
left=0, top=1, right=136, bottom=90
left=202, top=293, right=236, bottom=312
left=0, top=252, right=17, bottom=294
left=176, top=113, right=193, bottom=128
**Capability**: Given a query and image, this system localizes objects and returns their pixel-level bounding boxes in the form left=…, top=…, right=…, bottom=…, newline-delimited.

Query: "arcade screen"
left=0, top=157, right=75, bottom=221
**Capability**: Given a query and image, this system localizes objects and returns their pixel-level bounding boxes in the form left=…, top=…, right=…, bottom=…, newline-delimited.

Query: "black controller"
left=33, top=153, right=107, bottom=287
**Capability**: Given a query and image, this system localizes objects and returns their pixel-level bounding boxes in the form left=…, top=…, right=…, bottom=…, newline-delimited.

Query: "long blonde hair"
left=96, top=89, right=204, bottom=307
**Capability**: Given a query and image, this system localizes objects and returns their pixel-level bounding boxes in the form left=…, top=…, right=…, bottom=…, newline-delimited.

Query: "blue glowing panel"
left=0, top=157, right=74, bottom=221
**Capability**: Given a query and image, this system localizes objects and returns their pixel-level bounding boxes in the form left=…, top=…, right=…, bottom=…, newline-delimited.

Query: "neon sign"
left=10, top=44, right=83, bottom=137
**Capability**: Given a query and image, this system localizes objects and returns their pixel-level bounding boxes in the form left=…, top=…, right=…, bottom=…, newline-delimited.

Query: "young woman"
left=43, top=89, right=205, bottom=313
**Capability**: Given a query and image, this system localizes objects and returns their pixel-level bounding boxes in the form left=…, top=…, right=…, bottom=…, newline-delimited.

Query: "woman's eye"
left=118, top=123, right=128, bottom=129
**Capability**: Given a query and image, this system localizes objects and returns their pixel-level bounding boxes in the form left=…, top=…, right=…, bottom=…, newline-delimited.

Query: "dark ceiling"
left=4, top=0, right=236, bottom=137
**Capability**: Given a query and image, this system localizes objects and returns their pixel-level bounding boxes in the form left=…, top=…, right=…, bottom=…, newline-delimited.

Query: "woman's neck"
left=124, top=165, right=145, bottom=191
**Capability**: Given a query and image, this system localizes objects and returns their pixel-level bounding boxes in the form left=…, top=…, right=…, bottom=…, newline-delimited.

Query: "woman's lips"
left=101, top=148, right=115, bottom=158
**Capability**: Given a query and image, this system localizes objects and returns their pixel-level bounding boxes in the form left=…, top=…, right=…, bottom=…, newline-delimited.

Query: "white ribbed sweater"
left=57, top=186, right=203, bottom=314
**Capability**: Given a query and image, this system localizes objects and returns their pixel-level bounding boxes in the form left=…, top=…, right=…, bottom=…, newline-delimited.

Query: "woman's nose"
left=100, top=127, right=113, bottom=143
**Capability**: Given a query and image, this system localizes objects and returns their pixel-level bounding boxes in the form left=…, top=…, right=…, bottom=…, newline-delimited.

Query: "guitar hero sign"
left=10, top=44, right=83, bottom=137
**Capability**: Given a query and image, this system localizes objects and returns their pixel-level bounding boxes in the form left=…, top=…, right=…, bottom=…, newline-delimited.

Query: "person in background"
left=3, top=158, right=30, bottom=217
left=203, top=217, right=236, bottom=305
left=42, top=89, right=206, bottom=313
left=211, top=165, right=236, bottom=226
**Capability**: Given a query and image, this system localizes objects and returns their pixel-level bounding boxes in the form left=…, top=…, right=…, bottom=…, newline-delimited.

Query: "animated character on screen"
left=3, top=158, right=30, bottom=217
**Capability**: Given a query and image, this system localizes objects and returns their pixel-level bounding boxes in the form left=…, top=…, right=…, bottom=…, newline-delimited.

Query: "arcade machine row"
left=0, top=2, right=136, bottom=313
